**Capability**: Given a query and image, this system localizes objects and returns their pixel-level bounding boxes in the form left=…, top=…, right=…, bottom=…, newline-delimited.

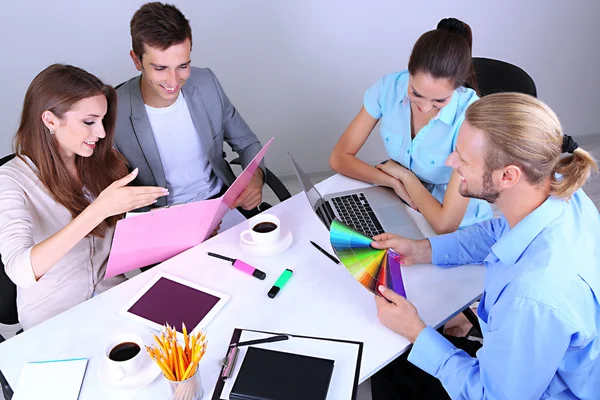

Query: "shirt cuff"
left=8, top=247, right=37, bottom=289
left=429, top=234, right=460, bottom=266
left=408, top=326, right=457, bottom=376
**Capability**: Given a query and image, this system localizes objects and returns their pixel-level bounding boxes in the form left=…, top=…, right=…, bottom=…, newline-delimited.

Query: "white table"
left=0, top=175, right=484, bottom=399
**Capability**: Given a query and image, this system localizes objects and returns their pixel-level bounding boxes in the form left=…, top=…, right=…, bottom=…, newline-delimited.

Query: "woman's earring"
left=49, top=129, right=55, bottom=135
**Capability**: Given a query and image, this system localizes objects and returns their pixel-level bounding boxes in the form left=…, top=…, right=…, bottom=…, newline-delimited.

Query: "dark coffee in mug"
left=109, top=342, right=141, bottom=362
left=252, top=222, right=278, bottom=233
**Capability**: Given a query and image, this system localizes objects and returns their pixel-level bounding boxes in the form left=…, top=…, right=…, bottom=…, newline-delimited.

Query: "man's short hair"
left=130, top=2, right=192, bottom=61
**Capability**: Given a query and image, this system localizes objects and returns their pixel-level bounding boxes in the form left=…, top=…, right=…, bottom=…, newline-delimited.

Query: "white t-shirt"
left=145, top=92, right=223, bottom=205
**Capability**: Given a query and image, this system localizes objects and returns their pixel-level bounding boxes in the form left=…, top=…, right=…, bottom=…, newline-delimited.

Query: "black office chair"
left=0, top=333, right=13, bottom=400
left=0, top=335, right=12, bottom=400
left=0, top=154, right=17, bottom=400
left=0, top=154, right=19, bottom=333
left=472, top=57, right=537, bottom=97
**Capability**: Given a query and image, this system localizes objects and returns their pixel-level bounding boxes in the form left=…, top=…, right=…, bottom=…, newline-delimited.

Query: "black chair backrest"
left=472, top=57, right=537, bottom=98
left=0, top=333, right=13, bottom=400
left=0, top=153, right=19, bottom=326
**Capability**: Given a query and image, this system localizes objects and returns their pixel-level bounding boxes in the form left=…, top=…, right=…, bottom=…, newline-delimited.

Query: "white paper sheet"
left=220, top=331, right=360, bottom=400
left=13, top=358, right=88, bottom=400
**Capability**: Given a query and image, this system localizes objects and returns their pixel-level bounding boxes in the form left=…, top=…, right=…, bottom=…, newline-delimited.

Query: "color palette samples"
left=329, top=219, right=406, bottom=297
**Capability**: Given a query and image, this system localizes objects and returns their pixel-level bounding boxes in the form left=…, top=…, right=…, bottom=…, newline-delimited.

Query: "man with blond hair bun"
left=370, top=93, right=600, bottom=399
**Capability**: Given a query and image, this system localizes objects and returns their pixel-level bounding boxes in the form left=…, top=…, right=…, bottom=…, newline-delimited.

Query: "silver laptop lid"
left=287, top=152, right=336, bottom=228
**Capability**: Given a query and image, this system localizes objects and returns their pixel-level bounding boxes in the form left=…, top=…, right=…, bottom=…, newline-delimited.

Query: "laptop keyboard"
left=315, top=200, right=335, bottom=227
left=330, top=193, right=385, bottom=237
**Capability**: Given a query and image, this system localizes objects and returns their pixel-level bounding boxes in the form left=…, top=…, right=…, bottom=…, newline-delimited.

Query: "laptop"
left=287, top=152, right=424, bottom=240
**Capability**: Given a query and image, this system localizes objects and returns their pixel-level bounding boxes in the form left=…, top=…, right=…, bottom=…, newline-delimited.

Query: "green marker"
left=268, top=269, right=293, bottom=298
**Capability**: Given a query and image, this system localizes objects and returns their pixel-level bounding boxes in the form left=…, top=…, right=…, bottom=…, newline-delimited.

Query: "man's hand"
left=371, top=233, right=432, bottom=266
left=232, top=169, right=264, bottom=210
left=208, top=220, right=222, bottom=239
left=375, top=285, right=426, bottom=343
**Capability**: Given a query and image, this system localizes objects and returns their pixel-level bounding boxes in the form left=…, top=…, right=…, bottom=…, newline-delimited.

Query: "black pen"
left=207, top=252, right=235, bottom=263
left=230, top=334, right=290, bottom=348
left=310, top=241, right=340, bottom=264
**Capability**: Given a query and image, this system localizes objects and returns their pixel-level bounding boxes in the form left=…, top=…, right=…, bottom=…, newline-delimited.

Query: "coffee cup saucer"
left=239, top=230, right=293, bottom=257
left=98, top=351, right=161, bottom=391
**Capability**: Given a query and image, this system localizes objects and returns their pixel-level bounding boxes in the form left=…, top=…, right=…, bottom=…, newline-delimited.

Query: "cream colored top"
left=0, top=156, right=125, bottom=330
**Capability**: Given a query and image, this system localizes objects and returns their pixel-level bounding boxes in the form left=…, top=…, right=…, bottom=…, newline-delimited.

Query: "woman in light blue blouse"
left=330, top=18, right=492, bottom=234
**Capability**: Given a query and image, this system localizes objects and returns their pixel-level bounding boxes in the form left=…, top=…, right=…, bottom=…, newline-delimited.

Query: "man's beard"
left=459, top=169, right=500, bottom=204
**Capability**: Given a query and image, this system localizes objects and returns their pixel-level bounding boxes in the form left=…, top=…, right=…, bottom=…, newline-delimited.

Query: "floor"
left=3, top=133, right=598, bottom=399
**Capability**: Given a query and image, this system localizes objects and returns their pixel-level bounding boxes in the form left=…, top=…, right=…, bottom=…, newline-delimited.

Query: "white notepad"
left=13, top=358, right=88, bottom=400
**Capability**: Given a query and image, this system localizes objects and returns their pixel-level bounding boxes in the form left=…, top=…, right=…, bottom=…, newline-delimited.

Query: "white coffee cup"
left=240, top=214, right=281, bottom=246
left=104, top=333, right=145, bottom=381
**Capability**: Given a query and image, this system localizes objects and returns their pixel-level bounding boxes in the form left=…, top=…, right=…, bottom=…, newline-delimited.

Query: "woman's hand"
left=92, top=169, right=169, bottom=218
left=389, top=179, right=418, bottom=210
left=376, top=160, right=413, bottom=181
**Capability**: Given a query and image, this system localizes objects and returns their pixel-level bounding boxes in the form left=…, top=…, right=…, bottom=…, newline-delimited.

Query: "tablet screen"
left=127, top=276, right=221, bottom=333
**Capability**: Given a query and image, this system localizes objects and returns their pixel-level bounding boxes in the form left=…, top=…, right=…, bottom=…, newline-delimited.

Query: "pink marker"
left=207, top=253, right=266, bottom=280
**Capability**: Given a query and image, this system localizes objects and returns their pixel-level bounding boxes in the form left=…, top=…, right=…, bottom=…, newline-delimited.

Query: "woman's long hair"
left=14, top=64, right=128, bottom=237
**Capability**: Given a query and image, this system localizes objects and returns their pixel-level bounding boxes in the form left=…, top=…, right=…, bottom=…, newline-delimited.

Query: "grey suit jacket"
left=114, top=67, right=263, bottom=207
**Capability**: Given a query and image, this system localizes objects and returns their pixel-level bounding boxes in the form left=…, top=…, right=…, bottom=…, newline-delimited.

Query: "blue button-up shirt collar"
left=489, top=196, right=565, bottom=266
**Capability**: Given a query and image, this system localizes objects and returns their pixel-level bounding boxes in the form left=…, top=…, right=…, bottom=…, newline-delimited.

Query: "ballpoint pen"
left=229, top=334, right=290, bottom=348
left=310, top=241, right=340, bottom=264
left=222, top=334, right=291, bottom=378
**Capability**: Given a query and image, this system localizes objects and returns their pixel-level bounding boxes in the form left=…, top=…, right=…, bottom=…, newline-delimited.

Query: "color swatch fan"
left=329, top=219, right=406, bottom=297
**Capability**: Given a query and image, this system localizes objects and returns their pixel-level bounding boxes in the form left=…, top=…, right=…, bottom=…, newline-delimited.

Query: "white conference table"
left=0, top=175, right=485, bottom=399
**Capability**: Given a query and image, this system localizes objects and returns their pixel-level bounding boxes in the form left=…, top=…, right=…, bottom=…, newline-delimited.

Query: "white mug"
left=241, top=214, right=281, bottom=246
left=104, top=333, right=145, bottom=381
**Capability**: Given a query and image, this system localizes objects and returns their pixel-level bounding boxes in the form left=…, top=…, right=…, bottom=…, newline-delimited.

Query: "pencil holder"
left=166, top=366, right=203, bottom=400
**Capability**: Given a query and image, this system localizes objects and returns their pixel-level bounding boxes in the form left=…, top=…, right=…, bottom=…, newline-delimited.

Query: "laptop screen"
left=287, top=152, right=336, bottom=228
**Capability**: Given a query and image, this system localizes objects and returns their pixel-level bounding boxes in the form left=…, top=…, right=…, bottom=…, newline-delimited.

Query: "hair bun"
left=437, top=17, right=466, bottom=33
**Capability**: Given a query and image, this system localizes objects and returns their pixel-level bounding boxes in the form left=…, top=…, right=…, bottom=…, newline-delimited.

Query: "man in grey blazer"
left=114, top=2, right=264, bottom=212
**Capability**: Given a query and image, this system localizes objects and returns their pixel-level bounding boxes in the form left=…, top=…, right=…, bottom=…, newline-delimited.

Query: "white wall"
left=1, top=0, right=599, bottom=176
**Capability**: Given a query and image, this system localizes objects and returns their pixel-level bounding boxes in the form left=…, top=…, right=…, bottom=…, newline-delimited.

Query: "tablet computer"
left=119, top=272, right=229, bottom=334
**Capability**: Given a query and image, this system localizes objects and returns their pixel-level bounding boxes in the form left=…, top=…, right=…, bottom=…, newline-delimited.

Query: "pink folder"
left=105, top=138, right=274, bottom=278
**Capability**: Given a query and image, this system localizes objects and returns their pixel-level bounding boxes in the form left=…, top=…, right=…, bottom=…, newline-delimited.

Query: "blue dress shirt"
left=410, top=189, right=600, bottom=399
left=364, top=70, right=492, bottom=227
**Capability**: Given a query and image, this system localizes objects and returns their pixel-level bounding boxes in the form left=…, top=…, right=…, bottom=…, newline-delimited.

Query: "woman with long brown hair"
left=0, top=64, right=167, bottom=329
left=329, top=18, right=493, bottom=234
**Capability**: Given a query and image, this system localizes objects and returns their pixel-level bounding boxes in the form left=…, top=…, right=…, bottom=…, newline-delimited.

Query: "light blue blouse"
left=364, top=70, right=492, bottom=227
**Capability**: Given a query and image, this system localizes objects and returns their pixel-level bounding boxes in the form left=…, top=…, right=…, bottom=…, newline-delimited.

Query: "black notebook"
left=229, top=347, right=335, bottom=400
